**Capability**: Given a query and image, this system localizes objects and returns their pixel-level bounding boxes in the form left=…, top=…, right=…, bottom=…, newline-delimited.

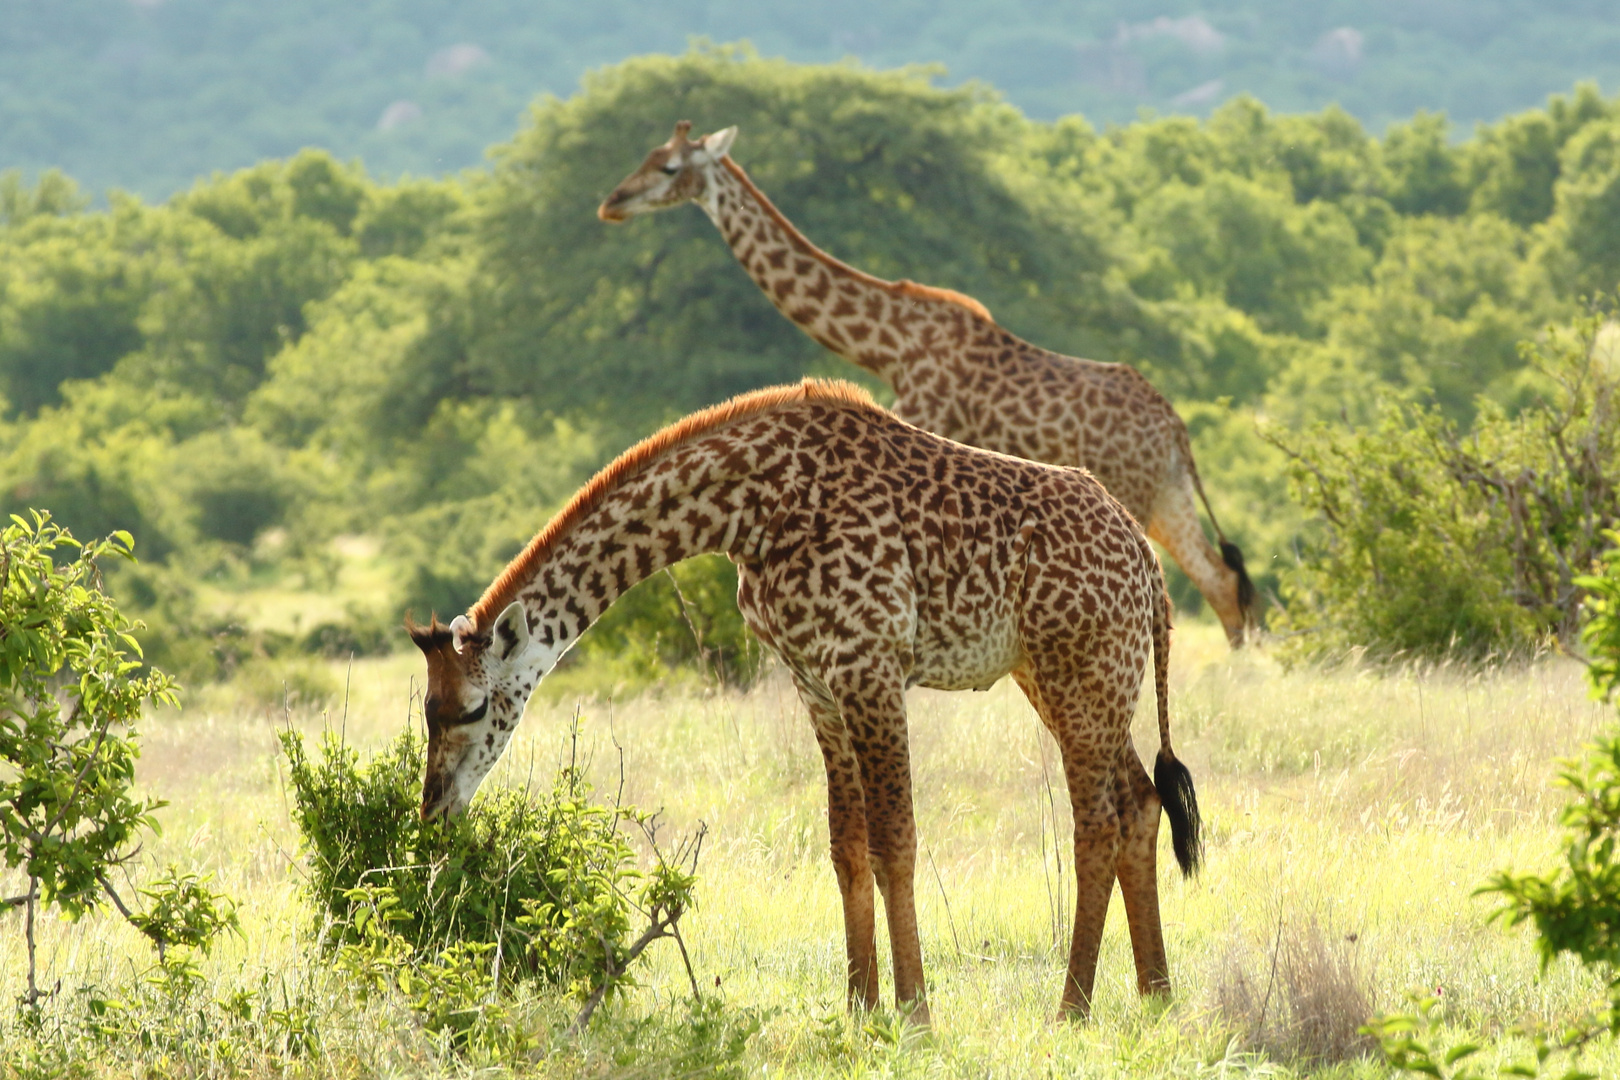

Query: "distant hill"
left=4, top=0, right=1619, bottom=198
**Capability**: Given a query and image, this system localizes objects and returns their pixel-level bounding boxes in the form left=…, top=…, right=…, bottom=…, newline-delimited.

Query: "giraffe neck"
left=700, top=159, right=990, bottom=386
left=479, top=419, right=781, bottom=674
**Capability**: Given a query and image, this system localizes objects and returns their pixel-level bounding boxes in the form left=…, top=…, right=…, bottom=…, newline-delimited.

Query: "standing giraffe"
left=410, top=379, right=1202, bottom=1021
left=598, top=121, right=1257, bottom=647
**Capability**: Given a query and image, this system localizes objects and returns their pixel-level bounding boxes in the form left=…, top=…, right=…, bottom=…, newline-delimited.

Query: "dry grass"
left=1214, top=912, right=1376, bottom=1067
left=2, top=621, right=1619, bottom=1077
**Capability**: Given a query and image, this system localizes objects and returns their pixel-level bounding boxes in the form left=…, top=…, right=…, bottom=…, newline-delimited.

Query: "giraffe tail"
left=1148, top=560, right=1203, bottom=877
left=1186, top=440, right=1257, bottom=619
left=1219, top=540, right=1257, bottom=615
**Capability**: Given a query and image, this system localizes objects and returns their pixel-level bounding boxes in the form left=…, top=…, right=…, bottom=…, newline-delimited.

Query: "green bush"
left=1478, top=533, right=1620, bottom=1033
left=279, top=723, right=691, bottom=1001
left=1270, top=311, right=1620, bottom=664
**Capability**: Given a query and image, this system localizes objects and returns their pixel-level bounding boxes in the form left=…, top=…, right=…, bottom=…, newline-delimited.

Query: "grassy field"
left=2, top=621, right=1617, bottom=1077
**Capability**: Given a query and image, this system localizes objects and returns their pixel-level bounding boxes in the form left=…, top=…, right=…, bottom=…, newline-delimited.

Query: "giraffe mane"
left=466, top=378, right=879, bottom=630
left=719, top=157, right=995, bottom=325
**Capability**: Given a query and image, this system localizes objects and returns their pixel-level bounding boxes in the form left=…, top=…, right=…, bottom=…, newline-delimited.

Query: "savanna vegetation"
left=7, top=609, right=1620, bottom=1075
left=5, top=44, right=1620, bottom=1078
left=6, top=49, right=1620, bottom=677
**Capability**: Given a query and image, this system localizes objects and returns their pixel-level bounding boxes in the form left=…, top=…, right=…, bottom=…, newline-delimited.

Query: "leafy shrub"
left=297, top=604, right=397, bottom=659
left=332, top=884, right=534, bottom=1058
left=1480, top=537, right=1620, bottom=1033
left=1271, top=311, right=1619, bottom=663
left=0, top=511, right=235, bottom=1002
left=170, top=428, right=297, bottom=546
left=279, top=723, right=698, bottom=1006
left=237, top=655, right=338, bottom=711
left=1581, top=532, right=1620, bottom=701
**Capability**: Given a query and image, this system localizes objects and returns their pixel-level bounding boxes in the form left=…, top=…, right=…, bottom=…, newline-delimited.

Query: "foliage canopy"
left=2, top=52, right=1620, bottom=672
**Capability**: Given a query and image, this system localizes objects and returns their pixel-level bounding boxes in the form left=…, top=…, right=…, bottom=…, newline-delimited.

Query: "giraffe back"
left=721, top=396, right=1160, bottom=693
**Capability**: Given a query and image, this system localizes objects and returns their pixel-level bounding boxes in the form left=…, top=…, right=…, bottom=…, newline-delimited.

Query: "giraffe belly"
left=908, top=617, right=1022, bottom=692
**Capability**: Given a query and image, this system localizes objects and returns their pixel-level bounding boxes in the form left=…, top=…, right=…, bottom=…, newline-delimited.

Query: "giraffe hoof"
left=899, top=1000, right=933, bottom=1029
left=1056, top=1001, right=1094, bottom=1023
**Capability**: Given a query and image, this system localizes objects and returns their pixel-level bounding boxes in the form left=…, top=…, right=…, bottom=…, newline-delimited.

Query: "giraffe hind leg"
left=1015, top=665, right=1129, bottom=1018
left=1114, top=746, right=1171, bottom=995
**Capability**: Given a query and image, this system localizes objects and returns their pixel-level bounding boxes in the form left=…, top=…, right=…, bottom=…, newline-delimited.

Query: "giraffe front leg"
left=830, top=671, right=930, bottom=1026
left=798, top=683, right=880, bottom=1010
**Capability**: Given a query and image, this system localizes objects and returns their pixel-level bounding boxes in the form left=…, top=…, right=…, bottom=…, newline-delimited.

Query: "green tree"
left=1301, top=212, right=1554, bottom=421
left=1466, top=83, right=1613, bottom=227
left=0, top=197, right=166, bottom=417
left=469, top=46, right=1133, bottom=439
left=1383, top=111, right=1468, bottom=217
left=1130, top=171, right=1367, bottom=337
left=1543, top=120, right=1620, bottom=298
left=0, top=168, right=86, bottom=226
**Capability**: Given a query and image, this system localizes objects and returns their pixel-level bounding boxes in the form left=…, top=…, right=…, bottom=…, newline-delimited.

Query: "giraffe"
left=410, top=379, right=1202, bottom=1022
left=598, top=121, right=1258, bottom=647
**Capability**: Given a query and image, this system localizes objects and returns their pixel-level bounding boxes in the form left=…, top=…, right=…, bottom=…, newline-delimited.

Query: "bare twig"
left=671, top=921, right=702, bottom=1003
left=665, top=567, right=718, bottom=687
left=572, top=906, right=685, bottom=1031
left=1257, top=910, right=1285, bottom=1037
left=23, top=879, right=40, bottom=1004
left=926, top=845, right=963, bottom=963
left=95, top=871, right=137, bottom=921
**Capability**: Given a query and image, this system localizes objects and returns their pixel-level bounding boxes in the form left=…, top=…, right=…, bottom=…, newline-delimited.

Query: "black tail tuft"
left=1220, top=540, right=1256, bottom=614
left=1154, top=749, right=1203, bottom=877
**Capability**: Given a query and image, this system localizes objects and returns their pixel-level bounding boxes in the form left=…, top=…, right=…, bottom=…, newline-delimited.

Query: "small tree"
left=0, top=511, right=196, bottom=1002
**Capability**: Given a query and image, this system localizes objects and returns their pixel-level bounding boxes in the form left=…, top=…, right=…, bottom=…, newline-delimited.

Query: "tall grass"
left=2, top=623, right=1617, bottom=1076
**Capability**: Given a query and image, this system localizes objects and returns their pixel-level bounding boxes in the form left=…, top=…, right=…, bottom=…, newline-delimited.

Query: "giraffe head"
left=598, top=120, right=738, bottom=222
left=409, top=602, right=555, bottom=820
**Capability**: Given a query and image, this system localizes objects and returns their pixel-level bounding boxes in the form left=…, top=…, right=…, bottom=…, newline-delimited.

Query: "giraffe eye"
left=661, top=162, right=680, bottom=175
left=459, top=699, right=488, bottom=725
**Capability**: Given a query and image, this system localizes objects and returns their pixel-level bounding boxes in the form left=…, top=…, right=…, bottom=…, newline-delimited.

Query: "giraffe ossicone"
left=410, top=379, right=1202, bottom=1022
left=600, top=121, right=1258, bottom=646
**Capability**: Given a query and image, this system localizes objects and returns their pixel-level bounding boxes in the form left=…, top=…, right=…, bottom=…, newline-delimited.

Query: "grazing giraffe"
left=410, top=379, right=1202, bottom=1021
left=598, top=121, right=1257, bottom=647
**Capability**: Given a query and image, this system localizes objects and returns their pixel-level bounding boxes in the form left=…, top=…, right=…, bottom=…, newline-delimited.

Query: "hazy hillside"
left=4, top=0, right=1619, bottom=197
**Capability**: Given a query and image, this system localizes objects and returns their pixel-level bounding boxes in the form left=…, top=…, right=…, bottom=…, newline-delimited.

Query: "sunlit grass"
left=3, top=622, right=1618, bottom=1076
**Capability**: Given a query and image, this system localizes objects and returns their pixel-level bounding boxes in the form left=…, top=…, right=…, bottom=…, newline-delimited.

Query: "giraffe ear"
left=449, top=614, right=474, bottom=653
left=491, top=601, right=531, bottom=662
left=698, top=126, right=737, bottom=161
